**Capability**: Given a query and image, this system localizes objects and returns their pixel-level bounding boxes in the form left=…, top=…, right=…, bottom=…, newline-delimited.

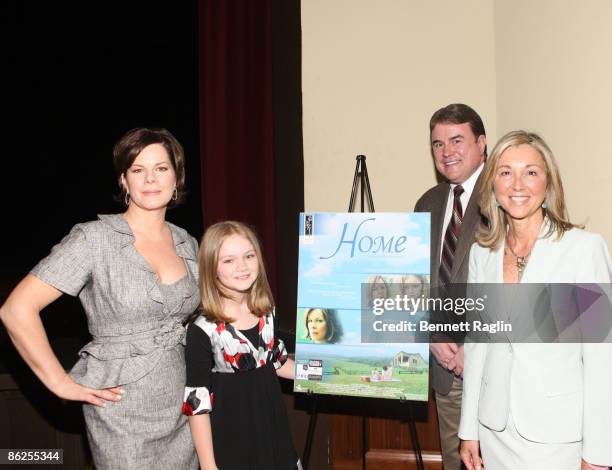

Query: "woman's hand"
left=460, top=440, right=483, bottom=470
left=581, top=460, right=590, bottom=470
left=52, top=373, right=124, bottom=406
left=1, top=275, right=125, bottom=407
left=581, top=459, right=610, bottom=470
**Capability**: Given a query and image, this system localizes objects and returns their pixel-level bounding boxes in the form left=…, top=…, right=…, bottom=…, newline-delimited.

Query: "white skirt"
left=479, top=412, right=581, bottom=470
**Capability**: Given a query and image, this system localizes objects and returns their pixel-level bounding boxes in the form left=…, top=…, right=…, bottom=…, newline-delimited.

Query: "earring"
left=541, top=201, right=547, bottom=209
left=124, top=192, right=130, bottom=206
left=495, top=200, right=500, bottom=208
left=172, top=188, right=178, bottom=201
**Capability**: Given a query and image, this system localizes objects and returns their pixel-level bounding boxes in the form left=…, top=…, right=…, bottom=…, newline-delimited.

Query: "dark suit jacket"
left=414, top=176, right=483, bottom=395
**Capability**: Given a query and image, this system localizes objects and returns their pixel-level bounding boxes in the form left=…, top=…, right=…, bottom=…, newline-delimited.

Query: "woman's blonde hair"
left=197, top=221, right=274, bottom=322
left=476, top=130, right=579, bottom=249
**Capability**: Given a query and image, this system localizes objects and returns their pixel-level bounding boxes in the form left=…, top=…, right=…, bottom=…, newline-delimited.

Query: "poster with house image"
left=294, top=212, right=431, bottom=401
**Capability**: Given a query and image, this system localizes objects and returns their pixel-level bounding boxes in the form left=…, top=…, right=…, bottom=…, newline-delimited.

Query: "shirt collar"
left=450, top=163, right=484, bottom=198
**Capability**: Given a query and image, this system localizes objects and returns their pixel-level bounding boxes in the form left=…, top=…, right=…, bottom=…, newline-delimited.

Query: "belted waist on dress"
left=89, top=320, right=186, bottom=355
left=69, top=320, right=187, bottom=389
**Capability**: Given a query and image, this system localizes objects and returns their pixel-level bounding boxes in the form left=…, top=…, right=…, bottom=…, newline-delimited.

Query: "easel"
left=348, top=154, right=375, bottom=212
left=302, top=155, right=425, bottom=470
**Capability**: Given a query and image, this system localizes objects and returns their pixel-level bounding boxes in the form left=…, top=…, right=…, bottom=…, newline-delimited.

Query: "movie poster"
left=294, top=212, right=431, bottom=401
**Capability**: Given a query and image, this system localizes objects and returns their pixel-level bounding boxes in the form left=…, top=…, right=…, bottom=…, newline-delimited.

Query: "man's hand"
left=451, top=344, right=464, bottom=377
left=429, top=336, right=458, bottom=371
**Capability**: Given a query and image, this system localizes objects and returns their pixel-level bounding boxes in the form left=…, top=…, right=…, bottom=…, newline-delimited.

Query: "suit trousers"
left=435, top=375, right=465, bottom=470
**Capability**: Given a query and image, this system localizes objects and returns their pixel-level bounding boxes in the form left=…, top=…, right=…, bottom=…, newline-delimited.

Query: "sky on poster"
left=297, top=212, right=430, bottom=310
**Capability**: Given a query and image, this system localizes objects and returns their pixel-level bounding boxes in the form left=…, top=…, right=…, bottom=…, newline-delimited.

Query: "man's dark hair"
left=429, top=103, right=487, bottom=156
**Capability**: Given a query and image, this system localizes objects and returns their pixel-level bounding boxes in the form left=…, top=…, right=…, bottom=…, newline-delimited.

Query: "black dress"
left=183, top=312, right=299, bottom=470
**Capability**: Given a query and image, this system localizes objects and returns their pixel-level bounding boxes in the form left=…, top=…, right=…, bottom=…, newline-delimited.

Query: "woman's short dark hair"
left=113, top=127, right=186, bottom=207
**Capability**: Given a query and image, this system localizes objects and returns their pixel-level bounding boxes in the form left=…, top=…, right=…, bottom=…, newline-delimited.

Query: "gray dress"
left=31, top=214, right=199, bottom=470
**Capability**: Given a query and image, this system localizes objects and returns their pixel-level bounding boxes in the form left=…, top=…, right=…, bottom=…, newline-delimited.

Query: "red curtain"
left=198, top=0, right=277, bottom=291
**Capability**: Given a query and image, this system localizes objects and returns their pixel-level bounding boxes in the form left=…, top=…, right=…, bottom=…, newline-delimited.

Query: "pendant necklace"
left=505, top=241, right=532, bottom=280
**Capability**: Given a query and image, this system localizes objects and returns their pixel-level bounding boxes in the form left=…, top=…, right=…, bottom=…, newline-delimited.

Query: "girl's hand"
left=277, top=357, right=295, bottom=380
left=53, top=374, right=124, bottom=406
left=460, top=440, right=483, bottom=470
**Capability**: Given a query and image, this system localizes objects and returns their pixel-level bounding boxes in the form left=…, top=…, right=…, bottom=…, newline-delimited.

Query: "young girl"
left=183, top=221, right=300, bottom=470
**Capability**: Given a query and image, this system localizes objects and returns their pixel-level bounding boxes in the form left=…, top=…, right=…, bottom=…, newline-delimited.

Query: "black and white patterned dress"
left=183, top=312, right=299, bottom=469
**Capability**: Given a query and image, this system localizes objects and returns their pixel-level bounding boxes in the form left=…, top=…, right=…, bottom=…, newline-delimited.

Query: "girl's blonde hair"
left=198, top=221, right=274, bottom=322
left=476, top=130, right=579, bottom=249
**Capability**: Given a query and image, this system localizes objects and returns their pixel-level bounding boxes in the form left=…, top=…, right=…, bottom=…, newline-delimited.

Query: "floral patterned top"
left=182, top=311, right=288, bottom=416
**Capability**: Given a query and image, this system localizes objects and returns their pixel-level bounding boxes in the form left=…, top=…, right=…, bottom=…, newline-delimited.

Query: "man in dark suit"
left=414, top=103, right=487, bottom=470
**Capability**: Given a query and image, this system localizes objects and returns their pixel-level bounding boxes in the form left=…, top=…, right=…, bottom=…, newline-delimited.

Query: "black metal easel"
left=404, top=398, right=425, bottom=470
left=348, top=155, right=375, bottom=212
left=350, top=155, right=373, bottom=470
left=302, top=155, right=424, bottom=470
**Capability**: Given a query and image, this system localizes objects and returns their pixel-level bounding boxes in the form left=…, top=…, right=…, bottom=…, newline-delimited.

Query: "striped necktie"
left=439, top=185, right=465, bottom=285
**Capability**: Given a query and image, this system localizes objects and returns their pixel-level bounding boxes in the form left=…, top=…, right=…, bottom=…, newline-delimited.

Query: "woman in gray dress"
left=0, top=128, right=199, bottom=469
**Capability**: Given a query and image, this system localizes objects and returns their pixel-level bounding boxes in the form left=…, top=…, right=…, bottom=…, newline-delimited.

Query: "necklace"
left=505, top=241, right=532, bottom=280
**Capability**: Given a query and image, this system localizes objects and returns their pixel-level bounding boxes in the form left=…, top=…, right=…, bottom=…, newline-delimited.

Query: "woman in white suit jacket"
left=458, top=131, right=612, bottom=470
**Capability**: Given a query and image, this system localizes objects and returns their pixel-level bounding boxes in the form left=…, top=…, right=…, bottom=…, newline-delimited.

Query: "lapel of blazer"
left=430, top=183, right=450, bottom=287
left=451, top=174, right=483, bottom=281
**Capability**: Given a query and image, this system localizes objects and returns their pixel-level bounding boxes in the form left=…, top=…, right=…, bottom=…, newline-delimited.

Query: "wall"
left=302, top=0, right=498, bottom=212
left=494, top=0, right=612, bottom=238
left=302, top=0, right=612, bottom=241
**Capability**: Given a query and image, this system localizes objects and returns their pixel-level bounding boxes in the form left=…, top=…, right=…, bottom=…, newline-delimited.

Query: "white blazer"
left=458, top=224, right=612, bottom=465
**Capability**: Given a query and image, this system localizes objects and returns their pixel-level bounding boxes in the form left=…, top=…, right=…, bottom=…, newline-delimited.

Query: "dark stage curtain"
left=198, top=0, right=304, bottom=331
